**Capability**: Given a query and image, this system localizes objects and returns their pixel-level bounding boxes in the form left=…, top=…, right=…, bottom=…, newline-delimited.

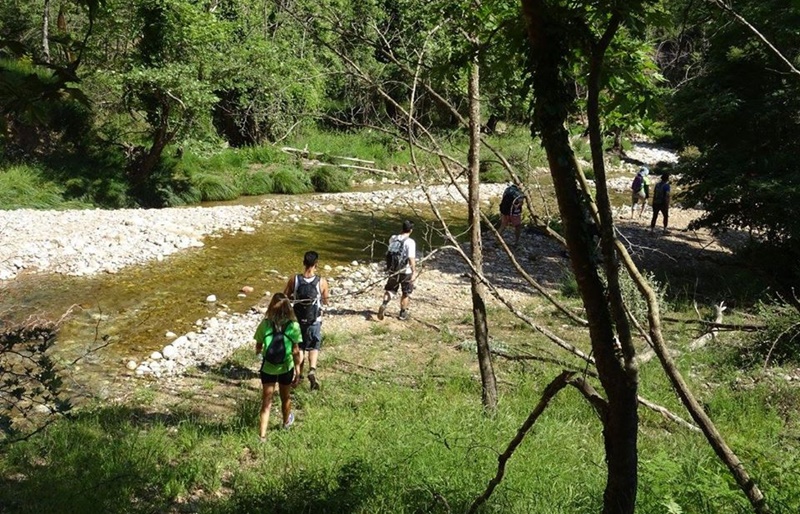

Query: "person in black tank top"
left=284, top=251, right=329, bottom=390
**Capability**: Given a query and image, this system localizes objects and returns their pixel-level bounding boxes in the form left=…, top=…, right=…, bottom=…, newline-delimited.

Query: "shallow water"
left=0, top=200, right=454, bottom=396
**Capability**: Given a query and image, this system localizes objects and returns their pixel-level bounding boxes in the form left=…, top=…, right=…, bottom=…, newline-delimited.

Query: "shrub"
left=559, top=267, right=580, bottom=298
left=479, top=160, right=507, bottom=183
left=240, top=171, right=274, bottom=196
left=618, top=269, right=667, bottom=321
left=742, top=302, right=800, bottom=367
left=1, top=323, right=71, bottom=444
left=271, top=166, right=313, bottom=194
left=311, top=167, right=351, bottom=192
left=0, top=165, right=68, bottom=209
left=242, top=145, right=288, bottom=165
left=194, top=173, right=240, bottom=201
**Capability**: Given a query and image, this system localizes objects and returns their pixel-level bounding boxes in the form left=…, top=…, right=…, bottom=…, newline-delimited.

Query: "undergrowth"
left=2, top=303, right=799, bottom=513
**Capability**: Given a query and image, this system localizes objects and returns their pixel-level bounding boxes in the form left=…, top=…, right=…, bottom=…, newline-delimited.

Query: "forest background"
left=3, top=0, right=800, bottom=513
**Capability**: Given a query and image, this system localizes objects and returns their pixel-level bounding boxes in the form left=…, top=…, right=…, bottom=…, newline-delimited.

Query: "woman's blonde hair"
left=266, top=292, right=296, bottom=327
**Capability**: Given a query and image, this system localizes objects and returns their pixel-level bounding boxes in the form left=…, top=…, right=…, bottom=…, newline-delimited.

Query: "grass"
left=0, top=164, right=90, bottom=210
left=1, top=123, right=560, bottom=209
left=3, top=293, right=800, bottom=513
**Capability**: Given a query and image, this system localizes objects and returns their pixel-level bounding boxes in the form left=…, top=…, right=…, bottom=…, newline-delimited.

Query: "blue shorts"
left=299, top=322, right=322, bottom=352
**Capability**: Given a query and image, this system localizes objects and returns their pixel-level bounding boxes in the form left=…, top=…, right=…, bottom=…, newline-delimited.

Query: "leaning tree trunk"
left=521, top=2, right=638, bottom=513
left=467, top=52, right=498, bottom=413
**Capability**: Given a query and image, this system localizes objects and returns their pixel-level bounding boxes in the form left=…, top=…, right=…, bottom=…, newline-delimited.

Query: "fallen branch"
left=467, top=371, right=608, bottom=514
left=466, top=371, right=579, bottom=514
left=688, top=302, right=726, bottom=351
left=661, top=317, right=763, bottom=332
left=313, top=161, right=396, bottom=176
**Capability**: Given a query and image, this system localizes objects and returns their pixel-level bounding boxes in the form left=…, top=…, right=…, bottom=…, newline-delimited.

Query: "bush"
left=240, top=171, right=274, bottom=196
left=618, top=269, right=667, bottom=321
left=0, top=165, right=69, bottom=209
left=271, top=166, right=313, bottom=194
left=311, top=167, right=351, bottom=192
left=479, top=160, right=507, bottom=183
left=194, top=173, right=240, bottom=202
left=741, top=302, right=800, bottom=367
left=0, top=323, right=71, bottom=444
left=559, top=267, right=580, bottom=298
left=241, top=145, right=288, bottom=165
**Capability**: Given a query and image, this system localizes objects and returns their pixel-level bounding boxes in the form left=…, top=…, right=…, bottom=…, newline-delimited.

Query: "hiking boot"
left=308, top=370, right=320, bottom=391
left=398, top=309, right=409, bottom=321
left=283, top=412, right=295, bottom=430
left=377, top=302, right=388, bottom=321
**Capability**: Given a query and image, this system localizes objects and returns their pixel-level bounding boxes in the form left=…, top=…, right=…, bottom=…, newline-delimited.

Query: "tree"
left=521, top=2, right=641, bottom=511
left=667, top=0, right=800, bottom=293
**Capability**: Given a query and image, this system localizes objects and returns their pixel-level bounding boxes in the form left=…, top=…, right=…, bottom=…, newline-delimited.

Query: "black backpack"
left=385, top=235, right=408, bottom=273
left=292, top=275, right=321, bottom=324
left=500, top=185, right=522, bottom=215
left=264, top=322, right=287, bottom=365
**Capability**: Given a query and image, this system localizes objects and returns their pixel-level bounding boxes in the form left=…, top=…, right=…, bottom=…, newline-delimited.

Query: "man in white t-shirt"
left=377, top=220, right=416, bottom=321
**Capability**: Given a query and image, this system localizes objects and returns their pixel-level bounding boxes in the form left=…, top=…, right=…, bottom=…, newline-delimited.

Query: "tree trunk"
left=468, top=54, right=498, bottom=413
left=521, top=2, right=638, bottom=512
left=42, top=0, right=51, bottom=63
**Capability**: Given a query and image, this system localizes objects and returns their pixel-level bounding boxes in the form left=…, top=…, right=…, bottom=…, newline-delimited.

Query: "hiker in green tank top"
left=254, top=293, right=301, bottom=439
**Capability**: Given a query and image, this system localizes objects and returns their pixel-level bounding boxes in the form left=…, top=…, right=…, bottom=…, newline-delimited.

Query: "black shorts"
left=385, top=272, right=414, bottom=296
left=260, top=368, right=295, bottom=385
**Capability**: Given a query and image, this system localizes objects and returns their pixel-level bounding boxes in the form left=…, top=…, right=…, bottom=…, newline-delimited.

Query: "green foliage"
left=738, top=302, right=800, bottom=367
left=271, top=166, right=313, bottom=195
left=479, top=160, right=507, bottom=183
left=311, top=167, right=351, bottom=193
left=0, top=324, right=71, bottom=444
left=619, top=269, right=667, bottom=321
left=667, top=0, right=800, bottom=282
left=194, top=172, right=239, bottom=202
left=0, top=165, right=68, bottom=209
left=240, top=171, right=274, bottom=196
left=559, top=267, right=580, bottom=298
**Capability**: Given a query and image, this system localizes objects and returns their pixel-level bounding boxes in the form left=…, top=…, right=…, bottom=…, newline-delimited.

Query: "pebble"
left=0, top=205, right=264, bottom=281
left=2, top=143, right=682, bottom=380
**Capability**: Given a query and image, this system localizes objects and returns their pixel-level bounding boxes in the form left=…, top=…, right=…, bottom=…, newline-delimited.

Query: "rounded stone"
left=162, top=345, right=179, bottom=360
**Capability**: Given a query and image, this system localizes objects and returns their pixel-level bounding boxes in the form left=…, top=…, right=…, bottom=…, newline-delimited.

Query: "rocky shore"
left=2, top=143, right=682, bottom=379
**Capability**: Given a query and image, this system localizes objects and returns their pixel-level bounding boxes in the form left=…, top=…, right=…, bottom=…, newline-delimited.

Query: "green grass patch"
left=0, top=164, right=89, bottom=210
left=311, top=167, right=352, bottom=193
left=271, top=166, right=313, bottom=195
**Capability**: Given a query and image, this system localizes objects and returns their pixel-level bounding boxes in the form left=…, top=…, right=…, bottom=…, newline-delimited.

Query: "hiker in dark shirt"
left=650, top=173, right=672, bottom=233
left=284, top=251, right=329, bottom=390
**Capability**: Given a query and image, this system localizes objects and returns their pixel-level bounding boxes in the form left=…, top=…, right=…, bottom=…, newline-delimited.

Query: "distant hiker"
left=284, top=251, right=329, bottom=391
left=498, top=184, right=525, bottom=245
left=650, top=173, right=672, bottom=232
left=377, top=219, right=417, bottom=321
left=631, top=166, right=650, bottom=218
left=254, top=292, right=301, bottom=439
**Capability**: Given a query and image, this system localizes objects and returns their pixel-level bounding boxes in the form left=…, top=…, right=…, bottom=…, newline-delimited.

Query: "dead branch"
left=708, top=0, right=800, bottom=78
left=312, top=161, right=395, bottom=176
left=661, top=316, right=763, bottom=332
left=637, top=396, right=700, bottom=432
left=615, top=234, right=771, bottom=513
left=466, top=371, right=578, bottom=514
left=688, top=301, right=726, bottom=351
